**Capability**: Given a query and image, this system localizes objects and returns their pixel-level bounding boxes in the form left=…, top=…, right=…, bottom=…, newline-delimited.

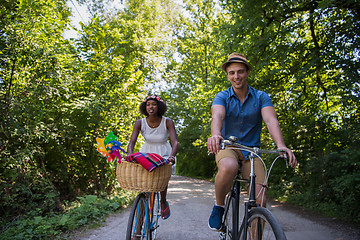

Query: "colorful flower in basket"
left=96, top=132, right=126, bottom=163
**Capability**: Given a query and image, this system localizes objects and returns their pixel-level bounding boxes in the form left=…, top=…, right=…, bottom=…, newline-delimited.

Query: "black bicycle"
left=219, top=136, right=288, bottom=240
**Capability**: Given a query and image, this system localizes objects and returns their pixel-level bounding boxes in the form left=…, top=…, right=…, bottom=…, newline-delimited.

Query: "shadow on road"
left=74, top=175, right=360, bottom=240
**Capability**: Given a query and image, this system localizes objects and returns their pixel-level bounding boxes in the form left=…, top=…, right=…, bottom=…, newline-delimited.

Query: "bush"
left=269, top=148, right=360, bottom=223
left=0, top=192, right=135, bottom=240
left=0, top=156, right=61, bottom=225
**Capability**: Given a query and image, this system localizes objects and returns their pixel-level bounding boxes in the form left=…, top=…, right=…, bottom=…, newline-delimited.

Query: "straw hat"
left=221, top=53, right=252, bottom=72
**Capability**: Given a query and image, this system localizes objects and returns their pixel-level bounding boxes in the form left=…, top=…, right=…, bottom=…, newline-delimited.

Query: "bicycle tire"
left=149, top=192, right=160, bottom=240
left=220, top=184, right=243, bottom=240
left=126, top=193, right=149, bottom=240
left=220, top=194, right=236, bottom=240
left=239, top=207, right=287, bottom=240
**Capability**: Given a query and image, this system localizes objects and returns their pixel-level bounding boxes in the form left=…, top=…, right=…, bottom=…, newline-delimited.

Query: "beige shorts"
left=215, top=148, right=266, bottom=185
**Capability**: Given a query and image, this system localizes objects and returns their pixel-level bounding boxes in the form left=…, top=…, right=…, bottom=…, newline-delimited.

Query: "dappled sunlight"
left=165, top=176, right=216, bottom=206
left=169, top=187, right=192, bottom=192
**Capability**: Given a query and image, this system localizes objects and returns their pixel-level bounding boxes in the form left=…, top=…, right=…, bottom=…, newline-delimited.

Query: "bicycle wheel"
left=126, top=193, right=149, bottom=240
left=239, top=207, right=287, bottom=240
left=149, top=192, right=160, bottom=240
left=220, top=193, right=239, bottom=240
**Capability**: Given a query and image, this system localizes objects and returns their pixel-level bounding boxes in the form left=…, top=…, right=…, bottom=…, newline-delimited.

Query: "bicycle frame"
left=220, top=137, right=287, bottom=240
left=223, top=173, right=242, bottom=240
left=243, top=152, right=258, bottom=240
left=149, top=192, right=161, bottom=234
left=223, top=161, right=256, bottom=240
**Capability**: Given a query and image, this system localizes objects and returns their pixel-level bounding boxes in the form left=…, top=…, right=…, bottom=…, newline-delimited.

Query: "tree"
left=166, top=0, right=229, bottom=177
left=0, top=0, right=186, bottom=224
left=0, top=0, right=74, bottom=221
left=218, top=0, right=360, bottom=218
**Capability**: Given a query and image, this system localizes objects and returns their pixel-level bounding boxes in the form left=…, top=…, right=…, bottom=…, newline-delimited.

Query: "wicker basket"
left=116, top=161, right=172, bottom=192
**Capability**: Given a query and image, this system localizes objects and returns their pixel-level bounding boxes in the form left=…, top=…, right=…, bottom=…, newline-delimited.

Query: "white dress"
left=140, top=117, right=176, bottom=174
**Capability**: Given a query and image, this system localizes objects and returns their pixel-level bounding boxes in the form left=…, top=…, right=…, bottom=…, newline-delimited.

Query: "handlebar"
left=220, top=137, right=287, bottom=158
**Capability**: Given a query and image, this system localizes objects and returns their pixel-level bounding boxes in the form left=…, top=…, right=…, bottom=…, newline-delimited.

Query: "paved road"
left=74, top=175, right=360, bottom=240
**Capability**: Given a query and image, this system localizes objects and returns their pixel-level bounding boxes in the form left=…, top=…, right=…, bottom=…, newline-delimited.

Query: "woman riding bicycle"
left=127, top=95, right=179, bottom=220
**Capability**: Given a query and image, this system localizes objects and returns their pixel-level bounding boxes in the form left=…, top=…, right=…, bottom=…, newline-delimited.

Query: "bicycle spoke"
left=149, top=192, right=160, bottom=240
left=240, top=208, right=287, bottom=240
left=220, top=186, right=242, bottom=240
left=224, top=196, right=234, bottom=240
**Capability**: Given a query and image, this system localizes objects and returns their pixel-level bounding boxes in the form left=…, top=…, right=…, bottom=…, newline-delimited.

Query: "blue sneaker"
left=208, top=205, right=224, bottom=231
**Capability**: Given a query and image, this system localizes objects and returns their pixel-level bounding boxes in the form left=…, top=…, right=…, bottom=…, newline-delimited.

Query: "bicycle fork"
left=149, top=192, right=160, bottom=232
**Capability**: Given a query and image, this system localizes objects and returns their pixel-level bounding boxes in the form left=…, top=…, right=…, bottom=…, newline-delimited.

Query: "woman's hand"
left=168, top=155, right=176, bottom=164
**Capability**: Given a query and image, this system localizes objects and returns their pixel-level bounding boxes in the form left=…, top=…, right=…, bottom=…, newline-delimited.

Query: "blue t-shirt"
left=212, top=86, right=273, bottom=156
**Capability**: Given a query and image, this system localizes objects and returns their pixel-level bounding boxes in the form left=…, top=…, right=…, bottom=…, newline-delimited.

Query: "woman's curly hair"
left=139, top=95, right=168, bottom=116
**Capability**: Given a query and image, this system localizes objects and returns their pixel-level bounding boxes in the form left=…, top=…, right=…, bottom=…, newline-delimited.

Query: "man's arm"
left=207, top=105, right=225, bottom=154
left=261, top=106, right=297, bottom=167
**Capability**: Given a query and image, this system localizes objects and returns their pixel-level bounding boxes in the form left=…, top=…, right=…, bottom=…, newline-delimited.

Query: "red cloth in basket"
left=125, top=152, right=169, bottom=172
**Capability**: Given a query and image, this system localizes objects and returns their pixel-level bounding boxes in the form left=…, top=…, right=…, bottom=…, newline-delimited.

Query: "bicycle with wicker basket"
left=116, top=159, right=172, bottom=240
left=96, top=133, right=172, bottom=239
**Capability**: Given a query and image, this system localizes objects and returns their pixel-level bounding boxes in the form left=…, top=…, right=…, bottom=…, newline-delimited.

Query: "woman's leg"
left=160, top=186, right=170, bottom=219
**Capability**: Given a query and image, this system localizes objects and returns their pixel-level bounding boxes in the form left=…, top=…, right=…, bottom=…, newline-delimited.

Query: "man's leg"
left=215, top=157, right=238, bottom=205
left=209, top=156, right=238, bottom=230
left=242, top=157, right=267, bottom=206
left=255, top=183, right=267, bottom=207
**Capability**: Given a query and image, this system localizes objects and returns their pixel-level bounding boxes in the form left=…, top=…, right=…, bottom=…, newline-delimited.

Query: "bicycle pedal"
left=151, top=225, right=159, bottom=230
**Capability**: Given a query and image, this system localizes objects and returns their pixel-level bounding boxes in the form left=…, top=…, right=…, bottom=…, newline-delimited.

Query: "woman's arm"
left=166, top=118, right=178, bottom=163
left=127, top=119, right=141, bottom=155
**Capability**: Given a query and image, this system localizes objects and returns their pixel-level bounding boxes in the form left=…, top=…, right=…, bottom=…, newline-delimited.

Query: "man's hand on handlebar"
left=207, top=135, right=223, bottom=155
left=208, top=135, right=297, bottom=168
left=277, top=146, right=297, bottom=168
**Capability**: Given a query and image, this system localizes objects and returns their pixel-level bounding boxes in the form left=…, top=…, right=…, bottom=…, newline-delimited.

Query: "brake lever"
left=284, top=153, right=289, bottom=168
left=220, top=141, right=225, bottom=150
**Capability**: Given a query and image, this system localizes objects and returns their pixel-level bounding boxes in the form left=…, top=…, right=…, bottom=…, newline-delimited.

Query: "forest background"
left=1, top=0, right=359, bottom=238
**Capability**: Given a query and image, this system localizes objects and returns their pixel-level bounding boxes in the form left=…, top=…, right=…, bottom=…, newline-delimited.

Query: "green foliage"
left=1, top=0, right=182, bottom=236
left=173, top=0, right=360, bottom=222
left=1, top=0, right=360, bottom=235
left=273, top=149, right=360, bottom=223
left=0, top=192, right=135, bottom=239
left=166, top=0, right=228, bottom=178
left=0, top=154, right=60, bottom=223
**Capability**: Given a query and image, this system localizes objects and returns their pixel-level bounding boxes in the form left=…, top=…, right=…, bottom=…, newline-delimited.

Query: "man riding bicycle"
left=207, top=53, right=297, bottom=231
